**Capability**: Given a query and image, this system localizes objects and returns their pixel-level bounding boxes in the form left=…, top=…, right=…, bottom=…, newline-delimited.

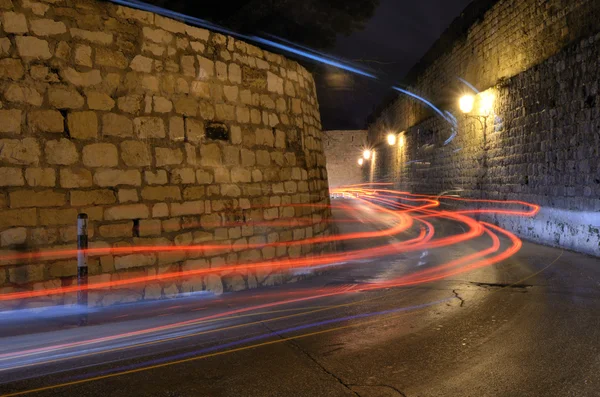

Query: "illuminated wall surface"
left=368, top=0, right=600, bottom=256
left=322, top=130, right=367, bottom=188
left=0, top=0, right=333, bottom=306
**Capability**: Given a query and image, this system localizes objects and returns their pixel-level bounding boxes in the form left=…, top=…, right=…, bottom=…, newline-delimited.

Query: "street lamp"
left=387, top=133, right=396, bottom=146
left=363, top=149, right=371, bottom=160
left=459, top=94, right=474, bottom=114
left=358, top=158, right=364, bottom=166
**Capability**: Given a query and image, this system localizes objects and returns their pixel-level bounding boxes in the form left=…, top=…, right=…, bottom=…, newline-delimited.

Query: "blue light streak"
left=392, top=87, right=455, bottom=126
left=457, top=77, right=479, bottom=93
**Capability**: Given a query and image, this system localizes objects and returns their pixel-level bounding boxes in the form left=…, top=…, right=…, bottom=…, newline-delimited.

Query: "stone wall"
left=367, top=0, right=600, bottom=256
left=0, top=0, right=332, bottom=306
left=323, top=130, right=367, bottom=189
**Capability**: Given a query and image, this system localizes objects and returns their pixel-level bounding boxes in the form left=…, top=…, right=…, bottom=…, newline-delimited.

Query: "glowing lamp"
left=387, top=133, right=396, bottom=146
left=459, top=94, right=474, bottom=114
left=480, top=92, right=494, bottom=115
left=398, top=135, right=405, bottom=147
left=363, top=149, right=371, bottom=160
left=358, top=158, right=364, bottom=166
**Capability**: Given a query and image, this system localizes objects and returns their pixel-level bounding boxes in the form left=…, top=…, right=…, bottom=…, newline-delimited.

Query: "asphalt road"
left=1, top=199, right=599, bottom=397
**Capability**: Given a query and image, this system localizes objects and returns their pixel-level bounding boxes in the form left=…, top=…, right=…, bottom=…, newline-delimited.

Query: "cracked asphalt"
left=1, top=200, right=600, bottom=396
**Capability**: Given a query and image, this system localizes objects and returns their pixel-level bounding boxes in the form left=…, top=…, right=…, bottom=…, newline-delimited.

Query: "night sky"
left=317, top=0, right=474, bottom=130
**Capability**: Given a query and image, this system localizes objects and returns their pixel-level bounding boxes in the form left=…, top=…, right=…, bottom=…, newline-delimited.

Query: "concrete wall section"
left=0, top=0, right=332, bottom=306
left=323, top=130, right=367, bottom=189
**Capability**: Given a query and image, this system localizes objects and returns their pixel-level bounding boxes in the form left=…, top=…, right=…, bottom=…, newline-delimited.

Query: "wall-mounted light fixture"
left=387, top=133, right=396, bottom=146
left=358, top=158, right=364, bottom=166
left=363, top=149, right=371, bottom=160
left=398, top=134, right=405, bottom=147
left=459, top=94, right=475, bottom=114
left=479, top=92, right=494, bottom=116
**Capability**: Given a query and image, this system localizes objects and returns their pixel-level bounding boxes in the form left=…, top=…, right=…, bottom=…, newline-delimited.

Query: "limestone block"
left=145, top=170, right=167, bottom=185
left=120, top=140, right=151, bottom=167
left=117, top=95, right=142, bottom=114
left=54, top=40, right=69, bottom=60
left=169, top=116, right=184, bottom=141
left=27, top=110, right=63, bottom=133
left=0, top=137, right=40, bottom=165
left=185, top=118, right=204, bottom=142
left=182, top=186, right=204, bottom=200
left=0, top=58, right=24, bottom=80
left=199, top=102, right=215, bottom=120
left=216, top=61, right=227, bottom=81
left=60, top=168, right=92, bottom=188
left=70, top=28, right=113, bottom=45
left=275, top=129, right=286, bottom=148
left=67, top=111, right=98, bottom=140
left=8, top=264, right=44, bottom=284
left=141, top=75, right=159, bottom=92
left=223, top=85, right=238, bottom=102
left=143, top=27, right=172, bottom=44
left=181, top=55, right=196, bottom=77
left=186, top=25, right=209, bottom=41
left=152, top=202, right=168, bottom=217
left=30, top=18, right=66, bottom=36
left=9, top=189, right=65, bottom=208
left=154, top=96, right=172, bottom=113
left=205, top=274, right=223, bottom=295
left=190, top=81, right=210, bottom=98
left=62, top=68, right=101, bottom=87
left=0, top=167, right=23, bottom=186
left=255, top=128, right=274, bottom=147
left=256, top=150, right=271, bottom=166
left=171, top=200, right=204, bottom=216
left=214, top=167, right=229, bottom=183
left=86, top=91, right=115, bottom=110
left=174, top=97, right=197, bottom=116
left=70, top=189, right=116, bottom=206
left=190, top=41, right=204, bottom=53
left=231, top=167, right=251, bottom=183
left=229, top=63, right=241, bottom=84
left=94, top=169, right=141, bottom=187
left=196, top=170, right=213, bottom=184
left=170, top=168, right=195, bottom=184
left=130, top=55, right=153, bottom=73
left=102, top=113, right=133, bottom=137
left=0, top=38, right=10, bottom=55
left=116, top=6, right=154, bottom=24
left=46, top=88, right=85, bottom=113
left=95, top=48, right=128, bottom=69
left=141, top=186, right=181, bottom=201
left=39, top=208, right=78, bottom=225
left=98, top=222, right=132, bottom=238
left=0, top=227, right=26, bottom=247
left=45, top=138, right=78, bottom=165
left=25, top=167, right=54, bottom=187
left=197, top=56, right=214, bottom=79
left=105, top=204, right=149, bottom=220
left=139, top=219, right=161, bottom=236
left=2, top=12, right=28, bottom=33
left=73, top=44, right=92, bottom=67
left=4, top=84, right=42, bottom=106
left=155, top=147, right=183, bottom=166
left=134, top=117, right=165, bottom=138
left=241, top=148, right=256, bottom=166
left=221, top=184, right=241, bottom=197
left=118, top=189, right=138, bottom=203
left=267, top=71, right=283, bottom=94
left=82, top=143, right=118, bottom=167
left=200, top=143, right=221, bottom=166
left=114, top=253, right=156, bottom=270
left=155, top=15, right=185, bottom=34
left=236, top=107, right=250, bottom=123
left=0, top=109, right=21, bottom=134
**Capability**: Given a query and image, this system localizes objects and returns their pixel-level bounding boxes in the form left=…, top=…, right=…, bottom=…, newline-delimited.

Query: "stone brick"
left=182, top=186, right=205, bottom=200
left=197, top=56, right=214, bottom=79
left=116, top=6, right=154, bottom=24
left=139, top=219, right=161, bottom=236
left=214, top=168, right=230, bottom=183
left=62, top=68, right=101, bottom=87
left=95, top=48, right=128, bottom=69
left=67, top=111, right=98, bottom=140
left=54, top=40, right=69, bottom=60
left=256, top=150, right=271, bottom=166
left=86, top=91, right=115, bottom=111
left=200, top=144, right=221, bottom=166
left=94, top=169, right=141, bottom=187
left=174, top=97, right=197, bottom=116
left=185, top=118, right=204, bottom=142
left=118, top=189, right=138, bottom=203
left=2, top=12, right=27, bottom=33
left=45, top=139, right=78, bottom=165
left=155, top=147, right=183, bottom=166
left=114, top=253, right=156, bottom=270
left=120, top=140, right=151, bottom=167
left=103, top=113, right=133, bottom=137
left=267, top=71, right=283, bottom=94
left=39, top=208, right=78, bottom=225
left=9, top=189, right=65, bottom=208
left=0, top=227, right=27, bottom=247
left=145, top=170, right=168, bottom=185
left=256, top=128, right=274, bottom=146
left=181, top=55, right=196, bottom=77
left=74, top=44, right=92, bottom=67
left=143, top=27, right=172, bottom=44
left=186, top=25, right=210, bottom=41
left=221, top=184, right=241, bottom=197
left=70, top=189, right=116, bottom=206
left=0, top=138, right=40, bottom=165
left=28, top=110, right=63, bottom=133
left=0, top=208, right=37, bottom=228
left=241, top=148, right=256, bottom=166
left=0, top=110, right=21, bottom=134
left=231, top=167, right=252, bottom=183
left=117, top=95, right=142, bottom=114
left=152, top=202, right=169, bottom=218
left=229, top=63, right=242, bottom=84
left=8, top=264, right=45, bottom=284
left=170, top=168, right=195, bottom=184
left=4, top=84, right=42, bottom=106
left=171, top=201, right=204, bottom=216
left=70, top=28, right=113, bottom=45
left=154, top=96, right=172, bottom=113
left=105, top=204, right=149, bottom=220
left=60, top=168, right=92, bottom=188
left=196, top=170, right=213, bottom=184
left=99, top=222, right=132, bottom=238
left=0, top=58, right=24, bottom=80
left=25, top=167, right=55, bottom=187
left=30, top=18, right=66, bottom=35
left=169, top=116, right=184, bottom=141
left=134, top=117, right=165, bottom=138
left=82, top=143, right=118, bottom=167
left=130, top=55, right=153, bottom=73
left=48, top=86, right=84, bottom=109
left=141, top=186, right=181, bottom=201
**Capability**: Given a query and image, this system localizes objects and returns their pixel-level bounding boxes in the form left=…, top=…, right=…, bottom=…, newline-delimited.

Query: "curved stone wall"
left=0, top=0, right=331, bottom=306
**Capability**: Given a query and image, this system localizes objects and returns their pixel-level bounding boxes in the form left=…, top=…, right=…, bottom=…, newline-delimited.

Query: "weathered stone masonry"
left=367, top=0, right=600, bottom=256
left=323, top=130, right=367, bottom=189
left=0, top=0, right=332, bottom=306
